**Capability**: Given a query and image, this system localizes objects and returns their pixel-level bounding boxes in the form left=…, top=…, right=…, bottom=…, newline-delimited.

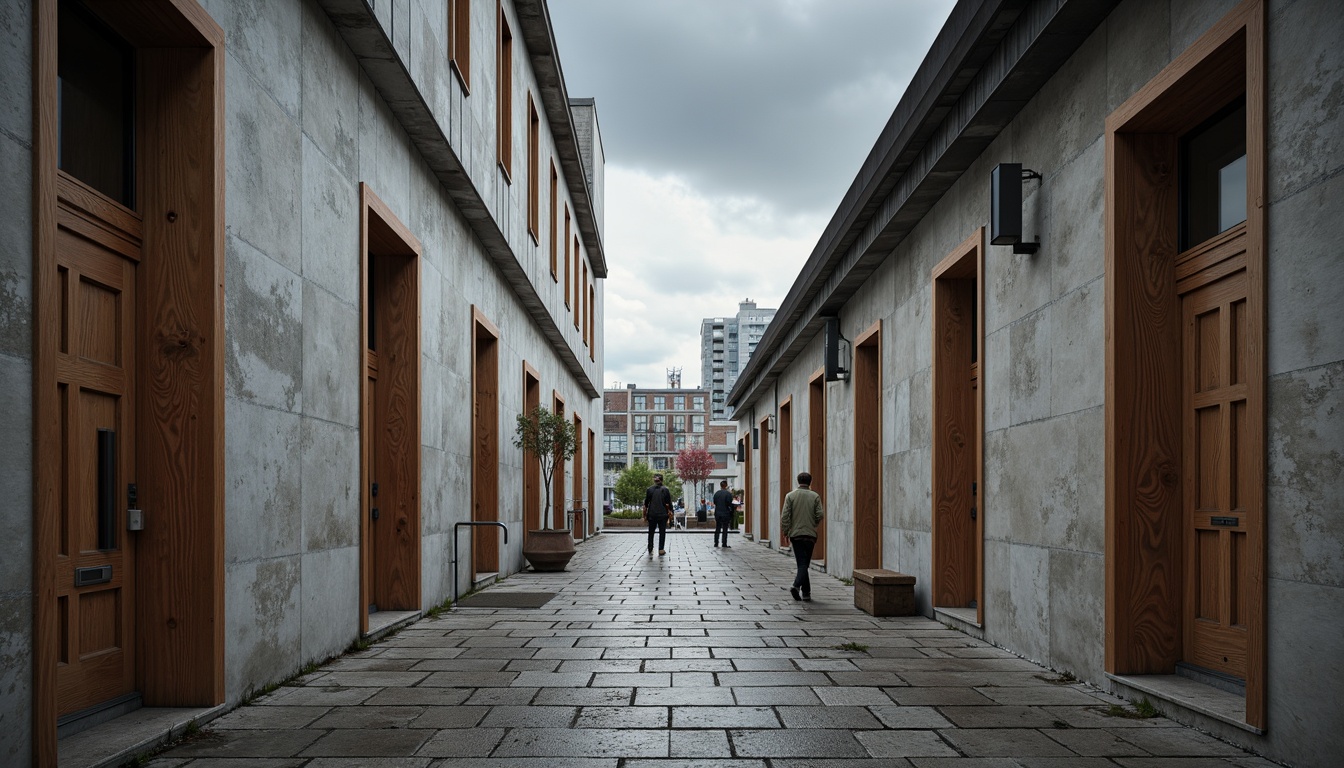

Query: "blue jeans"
left=647, top=514, right=668, bottom=552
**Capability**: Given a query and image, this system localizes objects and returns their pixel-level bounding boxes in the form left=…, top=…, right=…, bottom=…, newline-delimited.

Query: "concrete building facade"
left=700, top=299, right=776, bottom=420
left=602, top=384, right=711, bottom=506
left=0, top=0, right=605, bottom=763
left=728, top=1, right=1342, bottom=766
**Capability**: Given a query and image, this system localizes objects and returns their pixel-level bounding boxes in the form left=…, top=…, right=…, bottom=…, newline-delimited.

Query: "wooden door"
left=364, top=345, right=380, bottom=612
left=1182, top=266, right=1251, bottom=679
left=54, top=175, right=140, bottom=716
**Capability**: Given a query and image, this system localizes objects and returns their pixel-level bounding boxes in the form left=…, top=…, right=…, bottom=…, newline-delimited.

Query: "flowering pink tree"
left=675, top=446, right=717, bottom=511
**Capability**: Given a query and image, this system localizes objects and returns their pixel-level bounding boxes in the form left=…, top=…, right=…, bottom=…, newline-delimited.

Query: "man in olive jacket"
left=781, top=471, right=824, bottom=601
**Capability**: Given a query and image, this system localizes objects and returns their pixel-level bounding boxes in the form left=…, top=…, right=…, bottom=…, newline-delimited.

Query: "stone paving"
left=149, top=530, right=1275, bottom=767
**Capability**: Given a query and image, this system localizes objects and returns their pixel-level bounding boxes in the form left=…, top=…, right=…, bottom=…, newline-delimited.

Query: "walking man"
left=712, top=480, right=735, bottom=548
left=780, top=471, right=823, bottom=601
left=643, top=473, right=674, bottom=557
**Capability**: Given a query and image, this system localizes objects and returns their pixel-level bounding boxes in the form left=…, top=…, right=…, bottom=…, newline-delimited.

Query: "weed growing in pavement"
left=834, top=641, right=870, bottom=653
left=1037, top=670, right=1077, bottom=685
left=1104, top=698, right=1162, bottom=719
left=840, top=577, right=854, bottom=586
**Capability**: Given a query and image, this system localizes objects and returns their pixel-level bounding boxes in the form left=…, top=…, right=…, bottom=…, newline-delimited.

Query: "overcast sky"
left=548, top=1, right=956, bottom=390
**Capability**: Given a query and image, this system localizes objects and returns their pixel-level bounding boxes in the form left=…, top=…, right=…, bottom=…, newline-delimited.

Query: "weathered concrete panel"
left=301, top=137, right=360, bottom=306
left=984, top=539, right=1050, bottom=665
left=1104, top=0, right=1169, bottom=112
left=1266, top=0, right=1344, bottom=202
left=299, top=546, right=359, bottom=664
left=0, top=136, right=32, bottom=360
left=1169, top=0, right=1247, bottom=63
left=1044, top=140, right=1104, bottom=302
left=1268, top=362, right=1344, bottom=587
left=300, top=416, right=359, bottom=553
left=225, top=556, right=303, bottom=701
left=226, top=234, right=304, bottom=413
left=225, top=60, right=303, bottom=273
left=1264, top=576, right=1344, bottom=767
left=0, top=594, right=32, bottom=765
left=214, top=0, right=302, bottom=117
left=984, top=328, right=1010, bottom=434
left=301, top=280, right=359, bottom=428
left=1008, top=308, right=1051, bottom=426
left=0, top=357, right=32, bottom=590
left=1047, top=549, right=1105, bottom=682
left=224, top=398, right=302, bottom=564
left=0, top=0, right=31, bottom=144
left=1048, top=280, right=1104, bottom=417
left=1267, top=172, right=1344, bottom=377
left=301, top=2, right=360, bottom=179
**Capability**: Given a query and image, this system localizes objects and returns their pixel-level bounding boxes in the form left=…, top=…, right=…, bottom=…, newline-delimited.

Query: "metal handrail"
left=452, top=521, right=508, bottom=608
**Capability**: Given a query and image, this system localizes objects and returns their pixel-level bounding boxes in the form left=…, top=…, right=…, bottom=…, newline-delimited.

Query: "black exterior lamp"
left=991, top=163, right=1043, bottom=254
left=823, top=316, right=850, bottom=382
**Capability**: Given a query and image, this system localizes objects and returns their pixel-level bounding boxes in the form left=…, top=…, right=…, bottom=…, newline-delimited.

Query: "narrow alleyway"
left=152, top=531, right=1269, bottom=766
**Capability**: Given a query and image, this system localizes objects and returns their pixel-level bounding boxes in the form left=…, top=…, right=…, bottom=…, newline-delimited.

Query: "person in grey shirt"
left=781, top=472, right=824, bottom=601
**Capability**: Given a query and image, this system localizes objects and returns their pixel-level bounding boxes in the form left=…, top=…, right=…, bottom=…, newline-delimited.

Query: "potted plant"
left=514, top=405, right=580, bottom=571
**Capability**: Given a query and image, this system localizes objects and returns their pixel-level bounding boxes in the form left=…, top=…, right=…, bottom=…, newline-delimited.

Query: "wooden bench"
left=852, top=569, right=916, bottom=617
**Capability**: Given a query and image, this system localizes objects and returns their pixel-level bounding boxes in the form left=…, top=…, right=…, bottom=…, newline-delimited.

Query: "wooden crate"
left=853, top=569, right=916, bottom=617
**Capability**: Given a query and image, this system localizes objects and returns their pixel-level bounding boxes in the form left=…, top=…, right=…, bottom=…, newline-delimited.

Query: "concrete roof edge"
left=515, top=0, right=608, bottom=278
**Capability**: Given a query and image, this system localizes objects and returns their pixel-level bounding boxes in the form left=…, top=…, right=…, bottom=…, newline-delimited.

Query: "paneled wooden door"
left=53, top=175, right=140, bottom=716
left=1182, top=261, right=1251, bottom=680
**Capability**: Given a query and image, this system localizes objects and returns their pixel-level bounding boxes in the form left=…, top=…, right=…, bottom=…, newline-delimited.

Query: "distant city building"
left=602, top=375, right=711, bottom=507
left=700, top=299, right=776, bottom=419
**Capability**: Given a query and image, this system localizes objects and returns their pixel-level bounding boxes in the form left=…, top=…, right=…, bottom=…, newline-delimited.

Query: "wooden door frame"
left=522, top=363, right=541, bottom=537
left=808, top=368, right=827, bottom=560
left=853, top=320, right=882, bottom=571
left=778, top=396, right=792, bottom=547
left=33, top=0, right=226, bottom=759
left=360, top=184, right=423, bottom=629
left=470, top=307, right=500, bottom=578
left=552, top=392, right=566, bottom=529
left=571, top=412, right=583, bottom=537
left=758, top=413, right=771, bottom=543
left=587, top=426, right=596, bottom=535
left=931, top=228, right=985, bottom=624
left=1103, top=0, right=1266, bottom=728
left=742, top=436, right=752, bottom=538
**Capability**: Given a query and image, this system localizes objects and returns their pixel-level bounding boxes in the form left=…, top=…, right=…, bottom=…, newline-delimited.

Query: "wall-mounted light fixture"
left=764, top=414, right=777, bottom=434
left=991, top=163, right=1042, bottom=254
left=823, top=316, right=850, bottom=382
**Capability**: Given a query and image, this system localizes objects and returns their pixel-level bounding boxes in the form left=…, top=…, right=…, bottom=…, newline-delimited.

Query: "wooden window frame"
left=588, top=281, right=596, bottom=361
left=573, top=238, right=581, bottom=329
left=853, top=320, right=882, bottom=571
left=549, top=161, right=558, bottom=280
left=931, top=229, right=985, bottom=625
left=33, top=2, right=226, bottom=759
left=526, top=93, right=539, bottom=241
left=581, top=261, right=589, bottom=341
left=448, top=0, right=470, bottom=92
left=563, top=205, right=571, bottom=308
left=495, top=0, right=512, bottom=180
left=1103, top=0, right=1266, bottom=729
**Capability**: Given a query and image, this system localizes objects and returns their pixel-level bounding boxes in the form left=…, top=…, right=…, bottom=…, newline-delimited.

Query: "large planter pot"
left=523, top=529, right=576, bottom=572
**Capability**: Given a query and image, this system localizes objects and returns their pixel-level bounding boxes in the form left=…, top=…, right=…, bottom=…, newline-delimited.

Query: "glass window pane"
left=1181, top=100, right=1246, bottom=250
left=58, top=3, right=134, bottom=206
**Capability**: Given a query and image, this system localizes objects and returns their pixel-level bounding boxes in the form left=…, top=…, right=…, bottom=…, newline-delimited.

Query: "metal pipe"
left=451, top=521, right=509, bottom=608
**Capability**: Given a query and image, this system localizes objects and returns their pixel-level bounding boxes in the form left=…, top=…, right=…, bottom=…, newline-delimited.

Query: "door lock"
left=127, top=482, right=143, bottom=531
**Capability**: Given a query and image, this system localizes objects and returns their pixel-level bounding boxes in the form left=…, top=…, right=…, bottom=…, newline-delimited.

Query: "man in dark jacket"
left=643, top=473, right=674, bottom=556
left=712, top=480, right=735, bottom=548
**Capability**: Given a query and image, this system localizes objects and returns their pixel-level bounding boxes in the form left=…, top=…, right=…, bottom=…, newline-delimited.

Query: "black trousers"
left=647, top=514, right=669, bottom=552
left=714, top=516, right=732, bottom=545
left=791, top=536, right=816, bottom=595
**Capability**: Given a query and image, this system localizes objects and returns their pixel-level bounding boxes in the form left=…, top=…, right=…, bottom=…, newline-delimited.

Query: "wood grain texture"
left=552, top=393, right=566, bottom=529
left=572, top=413, right=583, bottom=537
left=808, top=369, right=826, bottom=560
left=743, top=438, right=753, bottom=536
left=758, top=415, right=770, bottom=542
left=472, top=311, right=500, bottom=574
left=1104, top=0, right=1265, bottom=728
left=930, top=230, right=983, bottom=617
left=778, top=398, right=792, bottom=547
left=523, top=364, right=541, bottom=536
left=587, top=427, right=596, bottom=534
left=853, top=321, right=882, bottom=571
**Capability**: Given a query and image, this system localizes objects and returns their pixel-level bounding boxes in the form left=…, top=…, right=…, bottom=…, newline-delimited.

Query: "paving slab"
left=150, top=533, right=1262, bottom=766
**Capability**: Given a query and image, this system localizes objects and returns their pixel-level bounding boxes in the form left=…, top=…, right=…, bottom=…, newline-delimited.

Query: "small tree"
left=614, top=461, right=654, bottom=508
left=675, top=446, right=717, bottom=508
left=513, top=405, right=579, bottom=530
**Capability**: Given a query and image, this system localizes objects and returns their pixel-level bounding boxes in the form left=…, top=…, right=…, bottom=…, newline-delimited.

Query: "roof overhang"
left=727, top=0, right=1119, bottom=413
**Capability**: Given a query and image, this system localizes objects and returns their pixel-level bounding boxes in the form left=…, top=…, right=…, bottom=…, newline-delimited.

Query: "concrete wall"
left=197, top=0, right=605, bottom=701
left=736, top=1, right=1343, bottom=765
left=0, top=0, right=32, bottom=762
left=0, top=0, right=604, bottom=754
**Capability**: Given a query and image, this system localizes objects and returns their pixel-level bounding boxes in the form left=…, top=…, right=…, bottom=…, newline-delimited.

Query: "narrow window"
left=580, top=260, right=588, bottom=334
left=58, top=2, right=135, bottom=207
left=1180, top=98, right=1247, bottom=251
left=527, top=94, right=539, bottom=240
left=448, top=0, right=470, bottom=91
left=573, top=237, right=581, bottom=328
left=549, top=162, right=558, bottom=280
left=563, top=206, right=571, bottom=308
left=495, top=1, right=512, bottom=179
left=588, top=282, right=596, bottom=360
